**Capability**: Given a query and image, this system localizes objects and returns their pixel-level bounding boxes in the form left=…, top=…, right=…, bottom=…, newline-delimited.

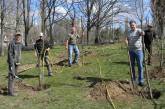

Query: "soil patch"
left=56, top=59, right=68, bottom=66
left=81, top=50, right=96, bottom=57
left=88, top=80, right=161, bottom=102
left=15, top=81, right=50, bottom=96
left=18, top=64, right=35, bottom=73
left=149, top=67, right=165, bottom=80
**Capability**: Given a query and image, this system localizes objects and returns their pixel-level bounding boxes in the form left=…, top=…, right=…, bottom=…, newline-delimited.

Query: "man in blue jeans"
left=125, top=20, right=145, bottom=86
left=66, top=27, right=80, bottom=67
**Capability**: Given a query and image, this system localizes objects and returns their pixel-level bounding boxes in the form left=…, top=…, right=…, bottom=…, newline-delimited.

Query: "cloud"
left=56, top=6, right=67, bottom=14
left=66, top=0, right=81, bottom=3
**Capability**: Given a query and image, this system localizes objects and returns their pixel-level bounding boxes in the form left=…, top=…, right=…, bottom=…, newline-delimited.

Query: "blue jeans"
left=129, top=50, right=144, bottom=83
left=68, top=44, right=79, bottom=65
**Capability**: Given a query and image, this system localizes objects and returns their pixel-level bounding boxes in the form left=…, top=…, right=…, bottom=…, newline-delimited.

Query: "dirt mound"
left=149, top=67, right=165, bottom=80
left=88, top=80, right=161, bottom=102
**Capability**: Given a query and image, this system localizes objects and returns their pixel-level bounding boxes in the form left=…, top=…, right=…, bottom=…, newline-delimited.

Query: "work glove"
left=15, top=63, right=21, bottom=66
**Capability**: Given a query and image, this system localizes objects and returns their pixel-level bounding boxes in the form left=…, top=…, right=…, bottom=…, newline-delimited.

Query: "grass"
left=0, top=43, right=164, bottom=109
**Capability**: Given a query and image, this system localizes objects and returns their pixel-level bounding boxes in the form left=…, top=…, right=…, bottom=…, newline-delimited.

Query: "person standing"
left=125, top=20, right=145, bottom=86
left=144, top=25, right=156, bottom=65
left=7, top=32, right=23, bottom=96
left=66, top=27, right=80, bottom=67
left=34, top=33, right=53, bottom=76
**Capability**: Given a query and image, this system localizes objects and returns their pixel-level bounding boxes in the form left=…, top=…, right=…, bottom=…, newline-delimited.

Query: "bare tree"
left=135, top=0, right=145, bottom=29
left=78, top=0, right=96, bottom=44
left=22, top=0, right=34, bottom=46
left=78, top=0, right=125, bottom=44
left=46, top=0, right=72, bottom=45
left=16, top=0, right=20, bottom=31
left=40, top=0, right=47, bottom=35
left=151, top=0, right=165, bottom=67
left=40, top=0, right=72, bottom=45
left=0, top=0, right=5, bottom=56
left=94, top=0, right=123, bottom=44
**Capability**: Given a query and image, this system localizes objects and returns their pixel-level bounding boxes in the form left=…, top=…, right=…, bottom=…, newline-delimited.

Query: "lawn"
left=0, top=43, right=164, bottom=109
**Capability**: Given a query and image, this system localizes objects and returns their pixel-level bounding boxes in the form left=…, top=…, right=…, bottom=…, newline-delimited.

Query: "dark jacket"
left=34, top=39, right=50, bottom=56
left=7, top=39, right=23, bottom=66
left=144, top=29, right=156, bottom=45
left=68, top=34, right=80, bottom=45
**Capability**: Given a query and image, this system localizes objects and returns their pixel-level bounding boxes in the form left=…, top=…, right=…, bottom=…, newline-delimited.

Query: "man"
left=7, top=32, right=23, bottom=96
left=66, top=27, right=80, bottom=67
left=144, top=25, right=156, bottom=65
left=125, top=20, right=145, bottom=86
left=34, top=33, right=53, bottom=76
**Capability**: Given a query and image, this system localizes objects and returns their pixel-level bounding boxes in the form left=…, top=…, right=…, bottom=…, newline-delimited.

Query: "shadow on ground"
left=112, top=61, right=129, bottom=65
left=0, top=86, right=8, bottom=95
left=19, top=75, right=38, bottom=79
left=73, top=76, right=112, bottom=87
left=56, top=59, right=68, bottom=66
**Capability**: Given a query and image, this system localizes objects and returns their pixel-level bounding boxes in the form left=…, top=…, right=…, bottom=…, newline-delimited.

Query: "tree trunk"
left=25, top=27, right=29, bottom=46
left=49, top=22, right=54, bottom=46
left=0, top=0, right=5, bottom=56
left=95, top=26, right=101, bottom=44
left=87, top=17, right=90, bottom=45
left=0, top=20, right=4, bottom=56
left=160, top=23, right=165, bottom=68
left=41, top=0, right=46, bottom=35
left=16, top=0, right=19, bottom=31
left=23, top=0, right=31, bottom=47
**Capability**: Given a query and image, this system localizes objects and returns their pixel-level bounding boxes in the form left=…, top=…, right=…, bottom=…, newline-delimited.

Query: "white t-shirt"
left=127, top=28, right=144, bottom=50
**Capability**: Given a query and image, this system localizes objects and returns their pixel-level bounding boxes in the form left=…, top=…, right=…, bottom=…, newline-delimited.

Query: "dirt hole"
left=16, top=81, right=50, bottom=91
left=56, top=59, right=68, bottom=66
left=0, top=86, right=8, bottom=95
left=150, top=89, right=161, bottom=99
left=88, top=80, right=162, bottom=101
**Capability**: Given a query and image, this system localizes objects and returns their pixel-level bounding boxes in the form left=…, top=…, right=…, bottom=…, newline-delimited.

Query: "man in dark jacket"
left=34, top=33, right=53, bottom=76
left=7, top=32, right=23, bottom=96
left=144, top=25, right=156, bottom=65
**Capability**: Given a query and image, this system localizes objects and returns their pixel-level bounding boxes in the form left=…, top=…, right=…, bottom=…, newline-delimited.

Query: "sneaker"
left=138, top=82, right=144, bottom=87
left=36, top=64, right=40, bottom=67
left=8, top=93, right=18, bottom=96
left=147, top=63, right=151, bottom=65
left=48, top=72, right=53, bottom=76
left=72, top=61, right=76, bottom=64
left=68, top=64, right=72, bottom=67
left=72, top=61, right=79, bottom=65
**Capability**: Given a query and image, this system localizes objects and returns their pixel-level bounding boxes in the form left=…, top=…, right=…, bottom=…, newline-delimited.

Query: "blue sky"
left=31, top=0, right=153, bottom=29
